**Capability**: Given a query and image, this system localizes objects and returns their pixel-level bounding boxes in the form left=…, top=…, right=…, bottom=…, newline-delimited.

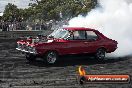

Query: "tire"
left=26, top=53, right=36, bottom=62
left=44, top=51, right=58, bottom=64
left=95, top=48, right=106, bottom=61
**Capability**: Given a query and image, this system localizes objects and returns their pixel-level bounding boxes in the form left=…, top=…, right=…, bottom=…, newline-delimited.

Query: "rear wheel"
left=95, top=48, right=106, bottom=61
left=26, top=53, right=36, bottom=62
left=44, top=51, right=58, bottom=64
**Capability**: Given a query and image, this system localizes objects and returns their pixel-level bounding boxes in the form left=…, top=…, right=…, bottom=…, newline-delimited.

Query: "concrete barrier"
left=0, top=30, right=53, bottom=39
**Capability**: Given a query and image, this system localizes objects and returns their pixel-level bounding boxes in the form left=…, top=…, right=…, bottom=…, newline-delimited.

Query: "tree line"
left=0, top=0, right=97, bottom=22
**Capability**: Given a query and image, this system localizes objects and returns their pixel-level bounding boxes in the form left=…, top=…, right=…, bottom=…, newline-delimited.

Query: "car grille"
left=18, top=43, right=22, bottom=49
left=22, top=44, right=27, bottom=50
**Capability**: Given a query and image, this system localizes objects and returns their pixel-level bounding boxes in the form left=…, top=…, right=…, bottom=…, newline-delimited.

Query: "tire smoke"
left=68, top=0, right=132, bottom=57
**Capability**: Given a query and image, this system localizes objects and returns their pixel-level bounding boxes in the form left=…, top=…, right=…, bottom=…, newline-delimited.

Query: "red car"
left=16, top=27, right=118, bottom=64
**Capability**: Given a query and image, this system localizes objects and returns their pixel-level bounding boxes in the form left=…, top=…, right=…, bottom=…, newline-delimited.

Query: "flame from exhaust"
left=78, top=66, right=86, bottom=76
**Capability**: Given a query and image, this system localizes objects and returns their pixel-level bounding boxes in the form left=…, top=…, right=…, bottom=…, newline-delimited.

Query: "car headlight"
left=18, top=43, right=22, bottom=49
left=28, top=46, right=37, bottom=53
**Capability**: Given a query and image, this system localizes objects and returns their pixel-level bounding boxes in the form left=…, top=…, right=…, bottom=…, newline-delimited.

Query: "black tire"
left=26, top=53, right=36, bottom=62
left=95, top=48, right=106, bottom=61
left=44, top=51, right=58, bottom=64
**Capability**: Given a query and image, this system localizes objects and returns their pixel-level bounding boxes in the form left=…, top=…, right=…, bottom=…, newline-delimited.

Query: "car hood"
left=17, top=37, right=55, bottom=44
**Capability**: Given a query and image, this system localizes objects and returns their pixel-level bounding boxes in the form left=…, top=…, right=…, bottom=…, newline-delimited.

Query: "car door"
left=83, top=31, right=100, bottom=53
left=66, top=30, right=87, bottom=54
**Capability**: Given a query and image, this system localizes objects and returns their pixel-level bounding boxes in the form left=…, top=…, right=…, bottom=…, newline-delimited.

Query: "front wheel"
left=44, top=51, right=58, bottom=64
left=95, top=48, right=106, bottom=61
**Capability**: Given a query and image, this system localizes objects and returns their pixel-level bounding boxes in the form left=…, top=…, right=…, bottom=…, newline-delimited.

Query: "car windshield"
left=48, top=29, right=69, bottom=39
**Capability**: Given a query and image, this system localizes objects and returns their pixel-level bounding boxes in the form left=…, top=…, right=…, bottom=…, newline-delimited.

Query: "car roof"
left=63, top=27, right=96, bottom=31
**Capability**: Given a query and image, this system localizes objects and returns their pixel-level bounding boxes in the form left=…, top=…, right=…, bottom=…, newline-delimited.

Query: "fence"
left=0, top=21, right=68, bottom=39
left=0, top=22, right=51, bottom=31
left=0, top=20, right=68, bottom=31
left=0, top=30, right=52, bottom=39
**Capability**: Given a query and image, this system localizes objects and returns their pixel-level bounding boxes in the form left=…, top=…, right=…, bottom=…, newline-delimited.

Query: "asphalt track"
left=0, top=39, right=132, bottom=88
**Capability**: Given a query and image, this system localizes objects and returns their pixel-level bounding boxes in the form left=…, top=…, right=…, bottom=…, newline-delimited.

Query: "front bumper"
left=16, top=43, right=38, bottom=55
left=16, top=48, right=37, bottom=54
left=16, top=48, right=38, bottom=55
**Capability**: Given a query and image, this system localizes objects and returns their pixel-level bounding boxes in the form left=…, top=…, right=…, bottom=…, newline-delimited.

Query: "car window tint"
left=86, top=31, right=98, bottom=40
left=73, top=31, right=86, bottom=40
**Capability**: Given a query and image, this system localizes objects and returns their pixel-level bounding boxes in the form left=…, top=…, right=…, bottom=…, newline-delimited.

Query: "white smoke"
left=68, top=0, right=132, bottom=57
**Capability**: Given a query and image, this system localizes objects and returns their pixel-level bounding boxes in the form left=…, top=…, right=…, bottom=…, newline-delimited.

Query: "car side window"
left=73, top=31, right=86, bottom=40
left=86, top=31, right=98, bottom=41
left=67, top=31, right=74, bottom=40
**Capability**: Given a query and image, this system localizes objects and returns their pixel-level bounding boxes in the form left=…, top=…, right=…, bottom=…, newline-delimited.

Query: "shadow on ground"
left=27, top=54, right=130, bottom=67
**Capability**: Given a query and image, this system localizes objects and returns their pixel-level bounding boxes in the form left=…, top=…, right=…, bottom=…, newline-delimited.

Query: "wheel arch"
left=44, top=50, right=59, bottom=55
left=97, top=47, right=107, bottom=52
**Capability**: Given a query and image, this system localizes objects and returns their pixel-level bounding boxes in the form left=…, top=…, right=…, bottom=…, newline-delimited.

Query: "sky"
left=0, top=0, right=32, bottom=13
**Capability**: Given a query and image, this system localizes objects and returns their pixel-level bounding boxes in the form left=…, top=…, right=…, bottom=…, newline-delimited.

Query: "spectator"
left=41, top=23, right=47, bottom=30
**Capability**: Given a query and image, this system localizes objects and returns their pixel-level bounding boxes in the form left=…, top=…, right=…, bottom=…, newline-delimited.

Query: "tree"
left=30, top=0, right=39, bottom=4
left=30, top=0, right=98, bottom=21
left=3, top=3, right=20, bottom=22
left=2, top=0, right=98, bottom=22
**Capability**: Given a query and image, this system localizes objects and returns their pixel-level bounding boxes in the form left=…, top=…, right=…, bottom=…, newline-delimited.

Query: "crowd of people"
left=0, top=22, right=49, bottom=31
left=0, top=20, right=69, bottom=31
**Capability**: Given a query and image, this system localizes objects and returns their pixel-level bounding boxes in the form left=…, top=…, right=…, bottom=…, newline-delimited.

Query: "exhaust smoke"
left=68, top=0, right=132, bottom=57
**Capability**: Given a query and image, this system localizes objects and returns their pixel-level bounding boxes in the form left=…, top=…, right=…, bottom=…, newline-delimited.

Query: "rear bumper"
left=107, top=46, right=118, bottom=53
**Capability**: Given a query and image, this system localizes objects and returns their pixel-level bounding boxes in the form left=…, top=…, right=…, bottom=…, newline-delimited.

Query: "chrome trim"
left=16, top=47, right=37, bottom=54
left=16, top=48, right=21, bottom=51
